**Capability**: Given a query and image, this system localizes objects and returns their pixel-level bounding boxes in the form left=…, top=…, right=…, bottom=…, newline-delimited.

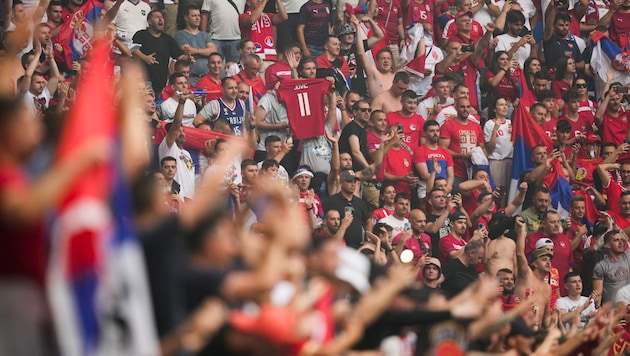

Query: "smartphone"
left=617, top=86, right=629, bottom=94
left=624, top=139, right=630, bottom=145
left=397, top=124, right=404, bottom=133
left=344, top=206, right=355, bottom=216
left=478, top=223, right=485, bottom=231
left=553, top=144, right=561, bottom=152
left=192, top=90, right=207, bottom=95
left=461, top=44, right=475, bottom=52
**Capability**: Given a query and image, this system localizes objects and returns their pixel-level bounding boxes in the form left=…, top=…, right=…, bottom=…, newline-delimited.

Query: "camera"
left=461, top=44, right=475, bottom=53
left=488, top=214, right=517, bottom=240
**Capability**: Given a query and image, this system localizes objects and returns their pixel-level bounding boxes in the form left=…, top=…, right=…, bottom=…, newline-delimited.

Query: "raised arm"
left=273, top=0, right=288, bottom=24
left=240, top=0, right=268, bottom=28
left=45, top=45, right=60, bottom=96
left=18, top=43, right=42, bottom=96
left=515, top=217, right=530, bottom=280
left=165, top=91, right=188, bottom=147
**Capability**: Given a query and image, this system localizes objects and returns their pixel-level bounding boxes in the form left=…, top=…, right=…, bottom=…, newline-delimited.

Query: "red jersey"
left=574, top=157, right=602, bottom=186
left=484, top=70, right=519, bottom=102
left=277, top=79, right=332, bottom=140
left=315, top=54, right=350, bottom=78
left=462, top=189, right=483, bottom=217
left=438, top=234, right=466, bottom=264
left=541, top=117, right=559, bottom=140
left=232, top=72, right=266, bottom=109
left=562, top=115, right=594, bottom=139
left=604, top=179, right=628, bottom=214
left=443, top=58, right=483, bottom=108
left=567, top=218, right=593, bottom=272
left=552, top=79, right=571, bottom=100
left=439, top=119, right=483, bottom=179
left=378, top=146, right=414, bottom=195
left=404, top=0, right=435, bottom=28
left=386, top=111, right=426, bottom=150
left=371, top=205, right=395, bottom=225
left=392, top=232, right=432, bottom=263
left=526, top=231, right=574, bottom=294
left=0, top=167, right=46, bottom=285
left=610, top=11, right=630, bottom=46
left=194, top=75, right=223, bottom=102
left=264, top=60, right=292, bottom=90
left=599, top=111, right=630, bottom=146
left=239, top=11, right=277, bottom=61
left=413, top=145, right=454, bottom=181
left=578, top=99, right=597, bottom=126
left=444, top=20, right=484, bottom=43
left=374, top=0, right=403, bottom=45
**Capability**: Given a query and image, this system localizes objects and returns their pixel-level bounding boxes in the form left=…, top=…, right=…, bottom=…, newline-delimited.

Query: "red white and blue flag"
left=55, top=0, right=103, bottom=69
left=47, top=39, right=158, bottom=356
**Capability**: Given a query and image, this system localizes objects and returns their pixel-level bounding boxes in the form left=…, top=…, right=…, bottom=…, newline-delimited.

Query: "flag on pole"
left=590, top=31, right=630, bottom=86
left=508, top=103, right=553, bottom=206
left=47, top=38, right=158, bottom=356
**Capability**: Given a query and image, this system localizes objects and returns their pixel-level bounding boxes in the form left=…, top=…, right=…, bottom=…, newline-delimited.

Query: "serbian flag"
left=47, top=39, right=158, bottom=356
left=508, top=104, right=553, bottom=208
left=541, top=159, right=574, bottom=219
left=518, top=67, right=537, bottom=109
left=590, top=31, right=630, bottom=86
left=55, top=0, right=102, bottom=68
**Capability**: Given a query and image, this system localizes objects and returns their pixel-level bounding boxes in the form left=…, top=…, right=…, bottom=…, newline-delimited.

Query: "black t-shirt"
left=426, top=212, right=448, bottom=257
left=139, top=216, right=187, bottom=337
left=339, top=120, right=368, bottom=171
left=323, top=193, right=370, bottom=248
left=181, top=266, right=228, bottom=313
left=441, top=258, right=478, bottom=299
left=542, top=35, right=583, bottom=69
left=132, top=30, right=183, bottom=95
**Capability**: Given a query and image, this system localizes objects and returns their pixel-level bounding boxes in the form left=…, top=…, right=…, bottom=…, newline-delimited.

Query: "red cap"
left=586, top=134, right=601, bottom=143
left=455, top=10, right=473, bottom=18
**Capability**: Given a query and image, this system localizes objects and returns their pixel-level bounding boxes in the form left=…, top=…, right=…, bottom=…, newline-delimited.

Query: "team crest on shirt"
left=254, top=42, right=262, bottom=52
left=224, top=108, right=229, bottom=114
left=410, top=124, right=417, bottom=131
left=264, top=36, right=274, bottom=47
left=575, top=167, right=587, bottom=181
left=141, top=9, right=146, bottom=15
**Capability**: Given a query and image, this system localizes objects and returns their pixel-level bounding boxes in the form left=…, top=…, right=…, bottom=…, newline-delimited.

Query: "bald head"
left=409, top=209, right=427, bottom=234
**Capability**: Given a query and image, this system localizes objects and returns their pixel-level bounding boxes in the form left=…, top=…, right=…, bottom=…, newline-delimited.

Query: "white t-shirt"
left=282, top=0, right=309, bottom=14
left=483, top=119, right=513, bottom=160
left=201, top=0, right=246, bottom=40
left=379, top=215, right=409, bottom=237
left=555, top=296, right=597, bottom=330
left=158, top=139, right=196, bottom=199
left=257, top=161, right=289, bottom=184
left=159, top=98, right=197, bottom=127
left=435, top=106, right=479, bottom=126
left=113, top=0, right=151, bottom=40
left=614, top=284, right=630, bottom=305
left=23, top=88, right=51, bottom=118
left=417, top=96, right=454, bottom=120
left=409, top=45, right=444, bottom=98
left=495, top=33, right=531, bottom=68
left=256, top=91, right=290, bottom=151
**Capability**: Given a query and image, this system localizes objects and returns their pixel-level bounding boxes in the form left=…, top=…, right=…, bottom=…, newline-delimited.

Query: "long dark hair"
left=523, top=57, right=541, bottom=90
left=489, top=51, right=509, bottom=74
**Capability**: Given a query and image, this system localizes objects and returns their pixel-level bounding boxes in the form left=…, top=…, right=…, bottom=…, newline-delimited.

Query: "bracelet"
left=306, top=206, right=313, bottom=210
left=179, top=99, right=186, bottom=104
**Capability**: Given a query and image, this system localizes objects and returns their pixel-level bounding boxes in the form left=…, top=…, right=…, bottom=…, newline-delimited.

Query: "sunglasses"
left=575, top=84, right=587, bottom=88
left=359, top=108, right=372, bottom=112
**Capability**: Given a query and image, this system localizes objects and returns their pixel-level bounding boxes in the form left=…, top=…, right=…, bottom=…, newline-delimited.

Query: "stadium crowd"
left=3, top=0, right=630, bottom=353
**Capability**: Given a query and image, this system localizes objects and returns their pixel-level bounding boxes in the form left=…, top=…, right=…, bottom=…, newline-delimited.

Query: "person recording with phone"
left=594, top=84, right=630, bottom=147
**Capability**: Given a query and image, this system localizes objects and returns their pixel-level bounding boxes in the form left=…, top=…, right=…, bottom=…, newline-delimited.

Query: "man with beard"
left=515, top=217, right=552, bottom=331
left=392, top=209, right=432, bottom=263
left=133, top=10, right=188, bottom=95
left=593, top=229, right=630, bottom=304
left=194, top=77, right=247, bottom=137
left=159, top=91, right=196, bottom=201
left=439, top=211, right=480, bottom=263
left=379, top=193, right=410, bottom=237
left=494, top=10, right=535, bottom=68
left=498, top=268, right=521, bottom=310
left=415, top=120, right=455, bottom=201
left=526, top=211, right=573, bottom=294
left=519, top=187, right=552, bottom=235
left=323, top=169, right=370, bottom=248
left=542, top=11, right=585, bottom=71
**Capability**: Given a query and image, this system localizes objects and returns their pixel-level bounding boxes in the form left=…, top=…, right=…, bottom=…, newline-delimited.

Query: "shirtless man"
left=371, top=71, right=410, bottom=114
left=515, top=217, right=552, bottom=330
left=355, top=21, right=395, bottom=98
